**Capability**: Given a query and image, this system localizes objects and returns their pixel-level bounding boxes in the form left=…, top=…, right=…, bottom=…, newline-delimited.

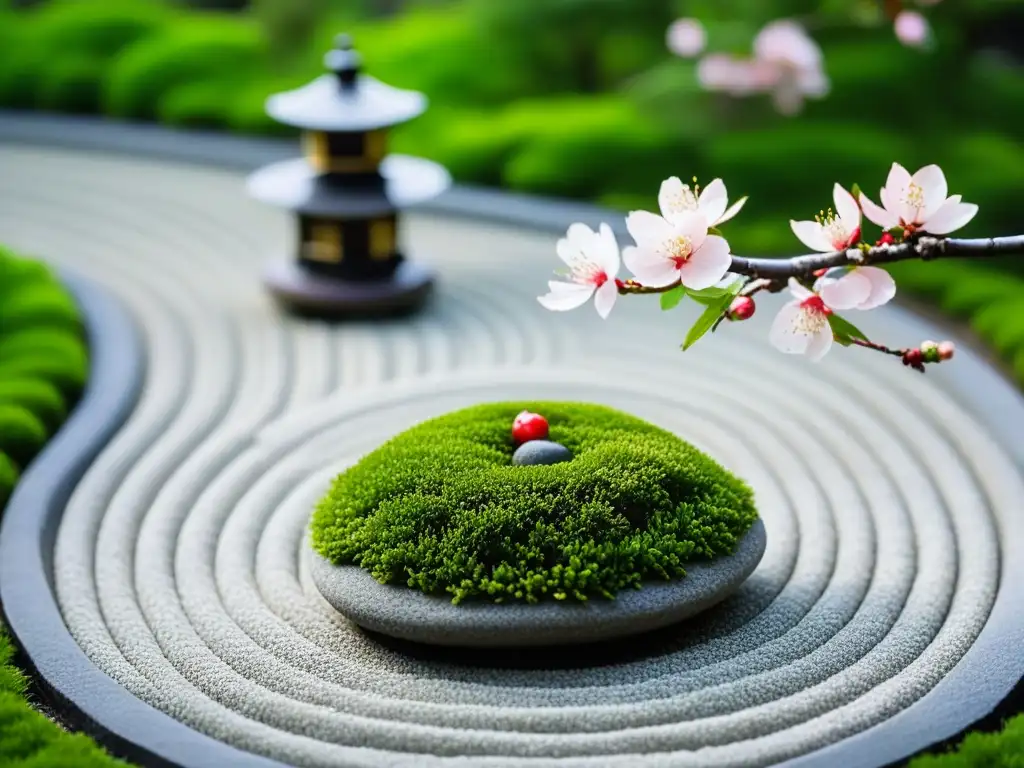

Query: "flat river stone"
left=310, top=517, right=766, bottom=647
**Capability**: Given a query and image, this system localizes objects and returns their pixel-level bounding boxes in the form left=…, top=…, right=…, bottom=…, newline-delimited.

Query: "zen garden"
left=0, top=0, right=1023, bottom=766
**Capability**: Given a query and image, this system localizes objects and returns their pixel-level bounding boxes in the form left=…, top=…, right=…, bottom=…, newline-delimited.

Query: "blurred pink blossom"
left=667, top=18, right=707, bottom=58
left=894, top=10, right=931, bottom=47
left=695, top=19, right=828, bottom=115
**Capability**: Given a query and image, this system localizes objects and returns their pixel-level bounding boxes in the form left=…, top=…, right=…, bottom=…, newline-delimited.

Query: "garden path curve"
left=0, top=117, right=1022, bottom=768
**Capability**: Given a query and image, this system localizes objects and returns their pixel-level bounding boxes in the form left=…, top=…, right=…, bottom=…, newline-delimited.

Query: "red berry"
left=512, top=411, right=549, bottom=444
left=728, top=296, right=755, bottom=321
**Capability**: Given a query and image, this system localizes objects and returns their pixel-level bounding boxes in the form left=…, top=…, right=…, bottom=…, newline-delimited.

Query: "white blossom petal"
left=674, top=211, right=709, bottom=252
left=859, top=192, right=899, bottom=229
left=717, top=196, right=747, bottom=225
left=787, top=277, right=814, bottom=301
left=593, top=279, right=618, bottom=319
left=819, top=270, right=871, bottom=310
left=922, top=199, right=978, bottom=235
left=626, top=210, right=674, bottom=247
left=595, top=222, right=621, bottom=277
left=678, top=235, right=732, bottom=290
left=538, top=281, right=594, bottom=312
left=555, top=236, right=583, bottom=267
left=622, top=245, right=678, bottom=288
left=790, top=219, right=834, bottom=252
left=833, top=183, right=861, bottom=232
left=769, top=302, right=813, bottom=354
left=697, top=178, right=728, bottom=226
left=911, top=164, right=948, bottom=218
left=805, top=322, right=834, bottom=361
left=853, top=266, right=896, bottom=310
left=885, top=163, right=912, bottom=198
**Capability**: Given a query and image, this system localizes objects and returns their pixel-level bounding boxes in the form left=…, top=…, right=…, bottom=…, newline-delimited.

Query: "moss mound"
left=312, top=402, right=758, bottom=605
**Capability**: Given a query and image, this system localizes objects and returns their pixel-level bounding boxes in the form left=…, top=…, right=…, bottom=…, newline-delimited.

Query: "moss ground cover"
left=0, top=245, right=126, bottom=766
left=312, top=402, right=758, bottom=605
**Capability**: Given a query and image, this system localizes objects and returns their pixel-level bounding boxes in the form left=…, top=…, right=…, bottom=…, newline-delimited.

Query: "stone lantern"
left=247, top=34, right=450, bottom=316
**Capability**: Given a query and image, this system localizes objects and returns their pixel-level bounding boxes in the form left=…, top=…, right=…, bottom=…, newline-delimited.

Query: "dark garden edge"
left=0, top=112, right=1020, bottom=768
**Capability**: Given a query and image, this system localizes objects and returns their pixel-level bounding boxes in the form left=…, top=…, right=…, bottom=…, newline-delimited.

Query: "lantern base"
left=263, top=257, right=434, bottom=318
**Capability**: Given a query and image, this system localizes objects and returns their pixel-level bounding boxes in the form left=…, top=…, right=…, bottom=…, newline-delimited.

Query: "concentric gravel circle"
left=0, top=138, right=1022, bottom=768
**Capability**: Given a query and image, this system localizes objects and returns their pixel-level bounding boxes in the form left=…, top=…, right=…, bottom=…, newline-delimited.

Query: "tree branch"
left=726, top=234, right=1024, bottom=281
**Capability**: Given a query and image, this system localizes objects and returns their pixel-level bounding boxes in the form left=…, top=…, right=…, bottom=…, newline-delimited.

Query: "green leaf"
left=682, top=280, right=743, bottom=351
left=827, top=313, right=870, bottom=344
left=685, top=285, right=730, bottom=299
left=850, top=182, right=862, bottom=200
left=660, top=284, right=685, bottom=310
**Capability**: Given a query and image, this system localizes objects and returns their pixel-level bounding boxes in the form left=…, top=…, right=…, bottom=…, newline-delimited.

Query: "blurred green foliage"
left=0, top=0, right=1018, bottom=260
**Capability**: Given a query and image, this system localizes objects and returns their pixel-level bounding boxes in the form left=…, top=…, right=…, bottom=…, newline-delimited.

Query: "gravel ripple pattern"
left=0, top=143, right=1022, bottom=768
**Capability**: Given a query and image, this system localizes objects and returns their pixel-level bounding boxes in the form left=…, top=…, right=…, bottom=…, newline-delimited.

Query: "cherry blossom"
left=537, top=222, right=620, bottom=318
left=769, top=275, right=873, bottom=360
left=894, top=10, right=931, bottom=47
left=859, top=163, right=979, bottom=235
left=623, top=210, right=732, bottom=290
left=817, top=266, right=897, bottom=311
left=667, top=18, right=706, bottom=58
left=751, top=20, right=830, bottom=115
left=790, top=183, right=862, bottom=252
left=658, top=177, right=747, bottom=228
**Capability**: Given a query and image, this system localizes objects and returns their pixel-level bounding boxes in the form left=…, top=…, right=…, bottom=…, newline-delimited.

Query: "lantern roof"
left=265, top=34, right=427, bottom=132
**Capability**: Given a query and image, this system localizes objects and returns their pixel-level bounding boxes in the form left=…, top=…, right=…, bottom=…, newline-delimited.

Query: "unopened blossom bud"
left=938, top=341, right=955, bottom=361
left=728, top=295, right=756, bottom=321
left=904, top=348, right=923, bottom=367
left=877, top=232, right=896, bottom=246
left=920, top=340, right=940, bottom=363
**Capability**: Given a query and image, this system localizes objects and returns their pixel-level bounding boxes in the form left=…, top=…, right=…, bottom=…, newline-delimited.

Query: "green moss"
left=0, top=405, right=47, bottom=468
left=312, top=402, right=758, bottom=605
left=0, top=284, right=82, bottom=336
left=909, top=715, right=1024, bottom=767
left=0, top=629, right=128, bottom=767
left=0, top=452, right=17, bottom=510
left=0, top=379, right=66, bottom=433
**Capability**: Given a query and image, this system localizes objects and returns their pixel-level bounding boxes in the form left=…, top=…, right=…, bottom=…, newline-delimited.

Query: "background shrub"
left=0, top=380, right=67, bottom=432
left=102, top=18, right=265, bottom=120
left=0, top=453, right=17, bottom=510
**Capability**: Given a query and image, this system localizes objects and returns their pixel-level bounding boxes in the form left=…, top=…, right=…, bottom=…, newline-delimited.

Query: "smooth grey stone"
left=310, top=518, right=767, bottom=648
left=512, top=439, right=572, bottom=466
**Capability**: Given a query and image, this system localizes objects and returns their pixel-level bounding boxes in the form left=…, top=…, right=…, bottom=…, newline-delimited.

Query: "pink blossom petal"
left=770, top=302, right=813, bottom=354
left=538, top=281, right=594, bottom=312
left=555, top=236, right=582, bottom=267
left=595, top=222, right=621, bottom=277
left=678, top=235, right=732, bottom=290
left=860, top=192, right=899, bottom=229
left=622, top=245, right=679, bottom=288
left=787, top=277, right=814, bottom=301
left=717, top=196, right=747, bottom=225
left=593, top=279, right=618, bottom=319
left=667, top=18, right=706, bottom=58
left=853, top=266, right=896, bottom=310
left=923, top=200, right=979, bottom=235
left=832, top=183, right=861, bottom=232
left=626, top=210, right=673, bottom=247
left=895, top=10, right=930, bottom=48
left=790, top=220, right=834, bottom=253
left=697, top=178, right=728, bottom=225
left=805, top=322, right=834, bottom=361
left=819, top=270, right=872, bottom=310
left=911, top=164, right=948, bottom=218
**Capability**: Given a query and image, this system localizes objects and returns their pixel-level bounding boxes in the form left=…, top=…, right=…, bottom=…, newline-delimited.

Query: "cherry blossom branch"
left=618, top=234, right=1024, bottom=296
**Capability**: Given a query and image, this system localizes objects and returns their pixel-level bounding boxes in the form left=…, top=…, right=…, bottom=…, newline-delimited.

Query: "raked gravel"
left=0, top=143, right=1021, bottom=768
